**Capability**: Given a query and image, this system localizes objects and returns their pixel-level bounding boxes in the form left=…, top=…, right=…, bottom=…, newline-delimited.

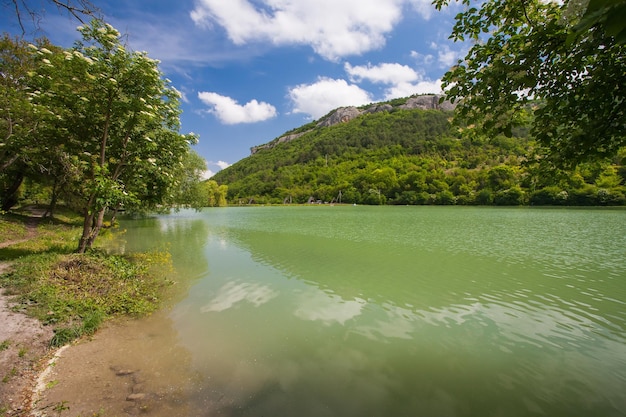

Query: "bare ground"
left=28, top=315, right=206, bottom=417
left=0, top=211, right=55, bottom=416
left=0, top=289, right=54, bottom=416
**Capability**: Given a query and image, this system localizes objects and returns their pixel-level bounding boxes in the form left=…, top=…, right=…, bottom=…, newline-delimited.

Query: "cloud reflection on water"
left=200, top=281, right=278, bottom=312
left=294, top=289, right=366, bottom=325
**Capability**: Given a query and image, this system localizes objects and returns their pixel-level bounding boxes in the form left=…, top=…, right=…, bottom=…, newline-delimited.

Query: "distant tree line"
left=212, top=109, right=625, bottom=206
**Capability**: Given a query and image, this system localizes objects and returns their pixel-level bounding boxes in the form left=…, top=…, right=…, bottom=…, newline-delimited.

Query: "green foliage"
left=0, top=21, right=201, bottom=250
left=571, top=0, right=626, bottom=44
left=212, top=105, right=625, bottom=206
left=0, top=34, right=38, bottom=171
left=205, top=180, right=228, bottom=207
left=167, top=150, right=209, bottom=210
left=433, top=0, right=626, bottom=166
left=530, top=186, right=570, bottom=206
left=0, top=35, right=53, bottom=210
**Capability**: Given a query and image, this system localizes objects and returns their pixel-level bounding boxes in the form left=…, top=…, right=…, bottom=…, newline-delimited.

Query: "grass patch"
left=0, top=211, right=174, bottom=347
left=2, top=250, right=172, bottom=347
left=0, top=221, right=79, bottom=263
left=0, top=215, right=28, bottom=244
left=2, top=367, right=17, bottom=383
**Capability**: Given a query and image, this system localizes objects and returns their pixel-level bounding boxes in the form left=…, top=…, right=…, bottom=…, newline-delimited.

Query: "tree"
left=368, top=167, right=399, bottom=198
left=206, top=180, right=228, bottom=207
left=0, top=35, right=58, bottom=210
left=487, top=165, right=518, bottom=191
left=167, top=150, right=209, bottom=210
left=0, top=35, right=28, bottom=210
left=28, top=20, right=198, bottom=252
left=434, top=0, right=626, bottom=166
left=595, top=165, right=622, bottom=189
left=1, top=35, right=31, bottom=173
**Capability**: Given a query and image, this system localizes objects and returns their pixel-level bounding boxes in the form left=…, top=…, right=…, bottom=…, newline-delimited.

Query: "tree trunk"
left=1, top=171, right=24, bottom=211
left=43, top=179, right=59, bottom=219
left=77, top=207, right=95, bottom=253
left=77, top=207, right=106, bottom=253
left=110, top=203, right=121, bottom=226
left=77, top=96, right=113, bottom=253
left=85, top=207, right=106, bottom=249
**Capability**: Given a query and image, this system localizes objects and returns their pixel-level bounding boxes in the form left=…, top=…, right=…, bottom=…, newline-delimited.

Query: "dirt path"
left=0, top=290, right=54, bottom=416
left=0, top=211, right=42, bottom=251
left=1, top=210, right=55, bottom=416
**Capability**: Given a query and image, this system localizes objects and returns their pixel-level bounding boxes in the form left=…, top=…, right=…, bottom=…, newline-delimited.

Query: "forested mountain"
left=212, top=95, right=626, bottom=206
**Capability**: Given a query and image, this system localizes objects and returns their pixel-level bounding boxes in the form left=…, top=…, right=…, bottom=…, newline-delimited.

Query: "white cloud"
left=383, top=80, right=443, bottom=100
left=410, top=50, right=435, bottom=66
left=190, top=0, right=433, bottom=61
left=216, top=160, right=231, bottom=170
left=202, top=161, right=231, bottom=178
left=345, top=62, right=419, bottom=85
left=198, top=91, right=277, bottom=124
left=429, top=42, right=464, bottom=69
left=344, top=61, right=442, bottom=100
left=98, top=9, right=267, bottom=68
left=409, top=0, right=436, bottom=19
left=438, top=47, right=458, bottom=68
left=201, top=169, right=215, bottom=180
left=288, top=67, right=443, bottom=119
left=288, top=77, right=373, bottom=119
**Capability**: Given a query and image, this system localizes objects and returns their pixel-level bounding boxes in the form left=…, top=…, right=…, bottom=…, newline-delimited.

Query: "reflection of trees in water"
left=111, top=213, right=210, bottom=287
left=156, top=216, right=210, bottom=272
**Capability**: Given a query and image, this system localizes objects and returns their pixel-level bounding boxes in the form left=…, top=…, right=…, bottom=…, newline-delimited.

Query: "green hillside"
left=212, top=100, right=626, bottom=206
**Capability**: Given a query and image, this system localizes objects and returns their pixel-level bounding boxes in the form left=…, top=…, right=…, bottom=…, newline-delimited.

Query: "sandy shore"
left=0, top=212, right=209, bottom=416
left=24, top=315, right=207, bottom=417
left=1, top=288, right=201, bottom=417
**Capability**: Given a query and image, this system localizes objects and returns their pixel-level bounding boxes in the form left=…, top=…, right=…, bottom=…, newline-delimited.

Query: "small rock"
left=115, top=369, right=135, bottom=376
left=126, top=393, right=146, bottom=401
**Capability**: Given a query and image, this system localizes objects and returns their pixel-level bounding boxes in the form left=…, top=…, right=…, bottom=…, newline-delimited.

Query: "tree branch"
left=8, top=0, right=101, bottom=35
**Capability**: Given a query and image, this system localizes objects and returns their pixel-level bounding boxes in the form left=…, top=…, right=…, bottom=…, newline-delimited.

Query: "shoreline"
left=1, top=209, right=179, bottom=416
left=0, top=291, right=160, bottom=417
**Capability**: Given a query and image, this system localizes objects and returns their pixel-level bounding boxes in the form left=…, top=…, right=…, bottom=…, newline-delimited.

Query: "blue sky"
left=1, top=0, right=467, bottom=177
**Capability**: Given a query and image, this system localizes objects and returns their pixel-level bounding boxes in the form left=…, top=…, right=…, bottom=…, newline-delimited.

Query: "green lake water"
left=109, top=206, right=626, bottom=416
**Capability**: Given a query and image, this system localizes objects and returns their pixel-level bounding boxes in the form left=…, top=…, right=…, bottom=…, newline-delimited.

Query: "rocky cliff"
left=251, top=94, right=454, bottom=154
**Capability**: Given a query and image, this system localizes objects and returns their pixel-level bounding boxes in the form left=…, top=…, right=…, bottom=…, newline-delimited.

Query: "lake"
left=103, top=206, right=626, bottom=416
